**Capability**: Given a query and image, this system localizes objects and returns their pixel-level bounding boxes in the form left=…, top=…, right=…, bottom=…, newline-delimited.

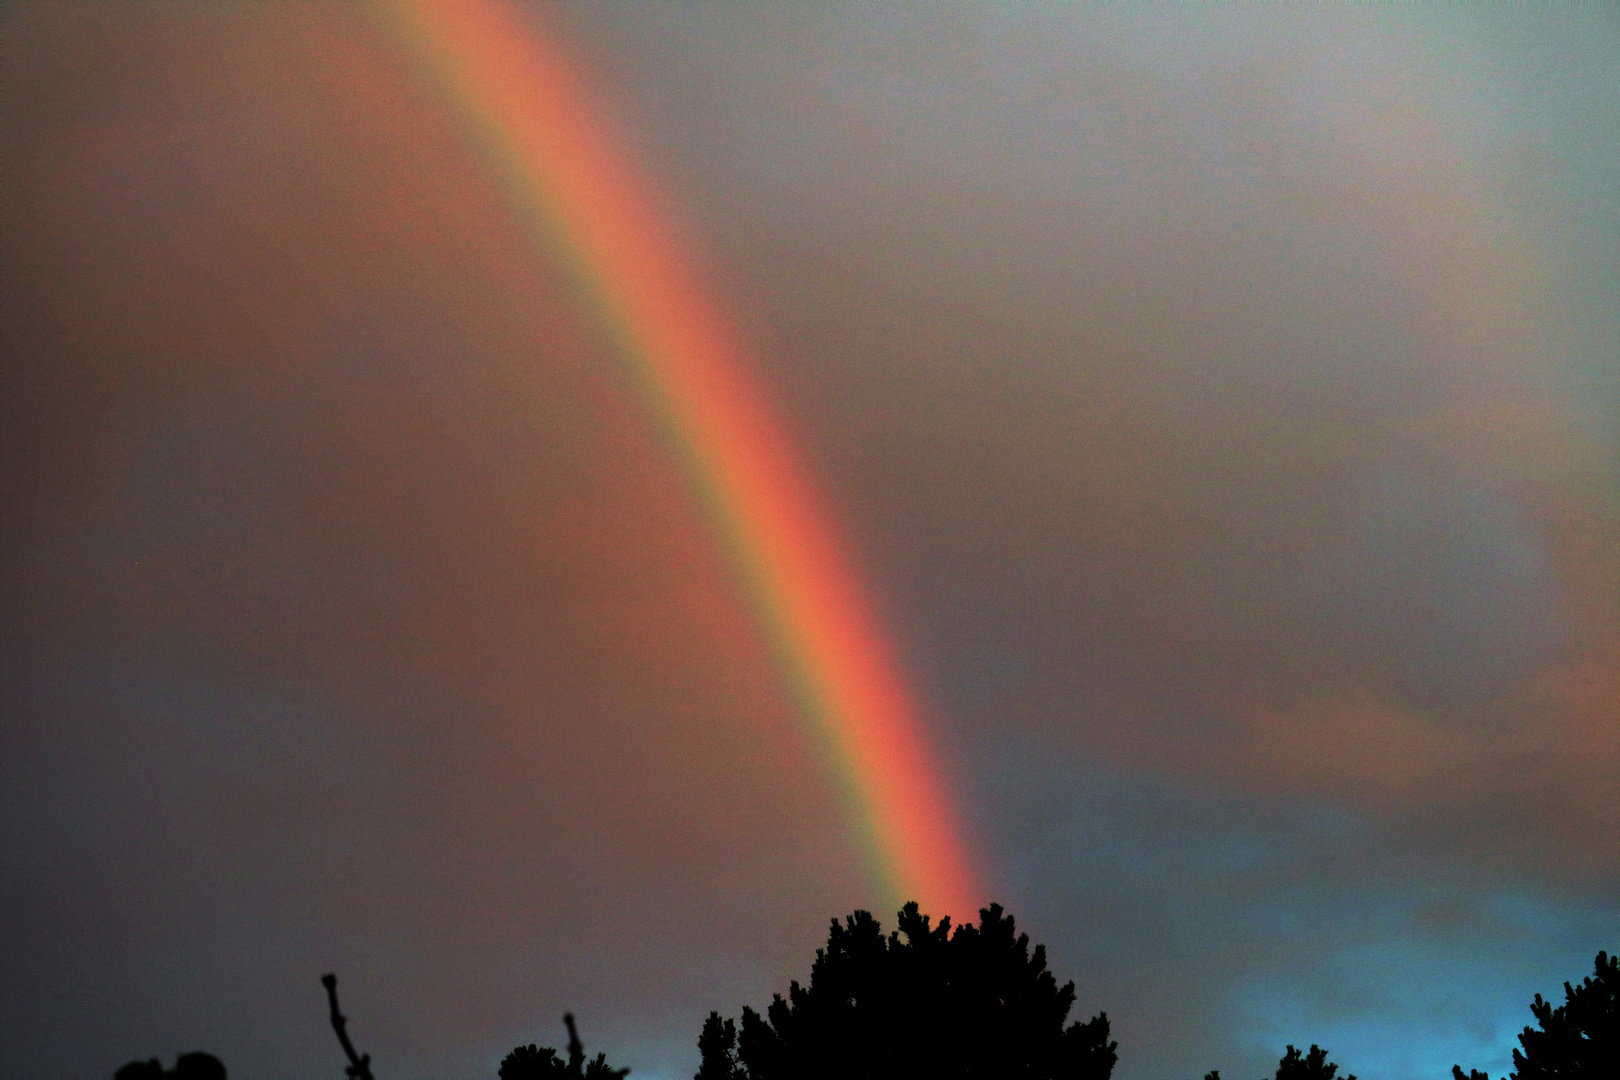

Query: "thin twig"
left=321, top=973, right=376, bottom=1080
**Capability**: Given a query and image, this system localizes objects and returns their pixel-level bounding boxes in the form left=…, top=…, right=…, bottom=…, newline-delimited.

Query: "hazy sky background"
left=2, top=4, right=1615, bottom=1079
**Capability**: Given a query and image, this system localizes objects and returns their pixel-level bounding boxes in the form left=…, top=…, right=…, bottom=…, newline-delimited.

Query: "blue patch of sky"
left=974, top=737, right=1616, bottom=1080
left=1238, top=888, right=1614, bottom=1080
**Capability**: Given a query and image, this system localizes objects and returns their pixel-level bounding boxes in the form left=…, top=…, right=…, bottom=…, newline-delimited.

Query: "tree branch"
left=321, top=973, right=376, bottom=1080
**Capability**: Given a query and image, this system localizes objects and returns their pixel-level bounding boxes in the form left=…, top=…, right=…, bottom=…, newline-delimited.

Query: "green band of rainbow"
left=379, top=0, right=982, bottom=921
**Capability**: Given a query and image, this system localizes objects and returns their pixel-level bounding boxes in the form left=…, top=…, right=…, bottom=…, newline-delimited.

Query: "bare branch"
left=321, top=973, right=376, bottom=1080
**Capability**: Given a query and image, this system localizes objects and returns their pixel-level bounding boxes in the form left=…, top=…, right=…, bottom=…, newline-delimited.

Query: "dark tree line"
left=113, top=907, right=1615, bottom=1080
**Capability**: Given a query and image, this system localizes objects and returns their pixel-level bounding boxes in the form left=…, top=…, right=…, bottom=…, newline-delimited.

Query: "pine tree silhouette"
left=1271, top=1045, right=1354, bottom=1080
left=695, top=1014, right=746, bottom=1080
left=698, top=901, right=1117, bottom=1080
left=1453, top=950, right=1617, bottom=1080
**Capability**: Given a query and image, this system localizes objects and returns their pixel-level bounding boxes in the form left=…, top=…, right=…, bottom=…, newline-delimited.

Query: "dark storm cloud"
left=3, top=4, right=1615, bottom=1080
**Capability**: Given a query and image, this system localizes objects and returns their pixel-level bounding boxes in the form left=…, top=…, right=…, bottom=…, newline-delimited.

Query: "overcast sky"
left=2, top=4, right=1616, bottom=1079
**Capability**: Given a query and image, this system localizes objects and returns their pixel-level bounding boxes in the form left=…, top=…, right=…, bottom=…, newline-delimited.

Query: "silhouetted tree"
left=499, top=1044, right=629, bottom=1080
left=1453, top=950, right=1617, bottom=1080
left=695, top=1014, right=746, bottom=1080
left=1272, top=1045, right=1354, bottom=1080
left=114, top=1052, right=226, bottom=1080
left=501, top=1013, right=629, bottom=1080
left=698, top=901, right=1117, bottom=1080
left=501, top=1043, right=565, bottom=1079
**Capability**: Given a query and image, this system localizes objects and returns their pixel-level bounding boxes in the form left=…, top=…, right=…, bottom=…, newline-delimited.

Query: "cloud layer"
left=2, top=4, right=1614, bottom=1078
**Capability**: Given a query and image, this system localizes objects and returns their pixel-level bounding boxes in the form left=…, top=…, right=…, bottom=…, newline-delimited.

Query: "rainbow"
left=377, top=0, right=981, bottom=922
